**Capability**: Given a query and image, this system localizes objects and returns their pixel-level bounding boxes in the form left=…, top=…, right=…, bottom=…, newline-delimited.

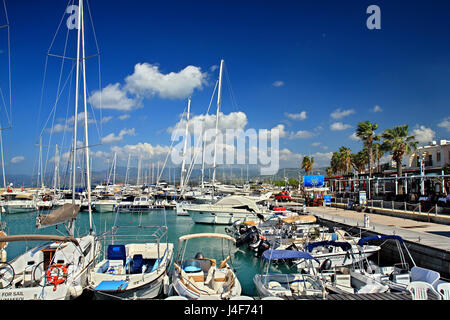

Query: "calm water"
left=1, top=209, right=266, bottom=296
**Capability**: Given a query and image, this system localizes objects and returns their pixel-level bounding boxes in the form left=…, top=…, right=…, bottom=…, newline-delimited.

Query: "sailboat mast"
left=180, top=97, right=190, bottom=196
left=80, top=0, right=93, bottom=233
left=212, top=59, right=224, bottom=196
left=0, top=131, right=6, bottom=189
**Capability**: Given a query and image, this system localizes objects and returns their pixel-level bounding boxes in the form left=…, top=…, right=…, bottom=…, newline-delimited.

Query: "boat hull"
left=188, top=209, right=264, bottom=225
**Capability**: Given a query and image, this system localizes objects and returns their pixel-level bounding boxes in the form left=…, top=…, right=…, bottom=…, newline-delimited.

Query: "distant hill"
left=4, top=166, right=328, bottom=187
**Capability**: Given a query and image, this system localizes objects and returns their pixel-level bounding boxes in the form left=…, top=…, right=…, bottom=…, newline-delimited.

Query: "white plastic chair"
left=436, top=282, right=450, bottom=300
left=407, top=281, right=442, bottom=300
left=410, top=267, right=440, bottom=286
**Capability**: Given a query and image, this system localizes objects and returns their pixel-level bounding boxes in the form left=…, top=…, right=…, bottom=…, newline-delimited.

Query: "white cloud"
left=210, top=65, right=218, bottom=72
left=372, top=105, right=383, bottom=112
left=272, top=81, right=284, bottom=87
left=110, top=142, right=171, bottom=162
left=412, top=125, right=435, bottom=144
left=438, top=117, right=450, bottom=132
left=311, top=142, right=322, bottom=146
left=330, top=108, right=355, bottom=119
left=124, top=63, right=207, bottom=99
left=271, top=124, right=288, bottom=139
left=168, top=111, right=248, bottom=136
left=330, top=122, right=352, bottom=131
left=278, top=149, right=332, bottom=168
left=89, top=83, right=140, bottom=111
left=349, top=132, right=361, bottom=141
left=285, top=111, right=307, bottom=121
left=101, top=128, right=136, bottom=144
left=11, top=156, right=25, bottom=164
left=118, top=114, right=130, bottom=120
left=101, top=116, right=113, bottom=124
left=290, top=130, right=315, bottom=139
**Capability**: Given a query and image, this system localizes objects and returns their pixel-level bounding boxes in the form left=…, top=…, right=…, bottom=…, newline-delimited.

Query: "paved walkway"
left=309, top=206, right=450, bottom=252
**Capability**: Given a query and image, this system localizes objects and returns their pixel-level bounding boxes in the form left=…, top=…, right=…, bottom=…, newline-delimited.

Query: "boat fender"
left=69, top=285, right=83, bottom=298
left=163, top=275, right=170, bottom=295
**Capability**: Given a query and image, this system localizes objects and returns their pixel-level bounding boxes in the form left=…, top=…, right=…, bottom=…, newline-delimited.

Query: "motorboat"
left=92, top=194, right=118, bottom=213
left=170, top=233, right=242, bottom=300
left=185, top=195, right=271, bottom=225
left=1, top=193, right=37, bottom=214
left=350, top=235, right=424, bottom=293
left=298, top=239, right=380, bottom=270
left=253, top=249, right=326, bottom=299
left=117, top=195, right=153, bottom=213
left=88, top=224, right=174, bottom=300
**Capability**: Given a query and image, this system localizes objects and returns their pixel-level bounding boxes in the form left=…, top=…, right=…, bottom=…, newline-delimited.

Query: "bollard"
left=364, top=213, right=370, bottom=228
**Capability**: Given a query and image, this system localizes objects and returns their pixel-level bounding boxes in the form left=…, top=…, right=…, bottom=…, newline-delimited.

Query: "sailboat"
left=0, top=0, right=100, bottom=300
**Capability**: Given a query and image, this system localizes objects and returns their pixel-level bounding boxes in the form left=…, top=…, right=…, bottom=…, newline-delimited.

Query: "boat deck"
left=284, top=292, right=420, bottom=300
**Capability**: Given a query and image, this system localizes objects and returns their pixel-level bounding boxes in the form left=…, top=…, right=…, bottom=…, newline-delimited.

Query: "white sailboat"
left=0, top=0, right=100, bottom=300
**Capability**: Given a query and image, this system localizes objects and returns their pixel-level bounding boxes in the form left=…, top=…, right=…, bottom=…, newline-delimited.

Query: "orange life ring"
left=46, top=264, right=68, bottom=291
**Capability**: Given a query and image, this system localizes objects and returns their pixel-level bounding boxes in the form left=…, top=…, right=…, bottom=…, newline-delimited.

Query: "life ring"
left=46, top=264, right=68, bottom=291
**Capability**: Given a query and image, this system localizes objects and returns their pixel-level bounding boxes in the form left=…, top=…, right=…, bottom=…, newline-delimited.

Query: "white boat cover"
left=215, top=196, right=260, bottom=212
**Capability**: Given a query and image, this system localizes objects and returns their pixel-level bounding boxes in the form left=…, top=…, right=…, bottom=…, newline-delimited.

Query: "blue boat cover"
left=262, top=250, right=319, bottom=263
left=95, top=280, right=128, bottom=291
left=357, top=235, right=404, bottom=246
left=306, top=241, right=352, bottom=252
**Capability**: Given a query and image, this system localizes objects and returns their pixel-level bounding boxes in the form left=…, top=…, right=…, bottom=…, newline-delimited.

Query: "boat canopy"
left=357, top=235, right=404, bottom=247
left=306, top=240, right=352, bottom=252
left=281, top=215, right=317, bottom=224
left=262, top=250, right=319, bottom=262
left=178, top=233, right=236, bottom=243
left=35, top=203, right=80, bottom=229
left=215, top=195, right=260, bottom=212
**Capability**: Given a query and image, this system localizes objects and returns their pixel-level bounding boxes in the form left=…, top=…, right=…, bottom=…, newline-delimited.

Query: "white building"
left=407, top=139, right=450, bottom=171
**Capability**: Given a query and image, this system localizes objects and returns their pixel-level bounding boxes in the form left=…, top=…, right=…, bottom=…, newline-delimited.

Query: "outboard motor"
left=236, top=226, right=258, bottom=247
left=319, top=258, right=332, bottom=272
left=194, top=252, right=204, bottom=259
left=256, top=238, right=270, bottom=258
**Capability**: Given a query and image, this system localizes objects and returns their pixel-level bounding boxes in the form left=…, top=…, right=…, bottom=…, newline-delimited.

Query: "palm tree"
left=381, top=125, right=418, bottom=194
left=356, top=121, right=379, bottom=178
left=330, top=152, right=341, bottom=175
left=301, top=156, right=314, bottom=176
left=372, top=142, right=384, bottom=173
left=326, top=167, right=333, bottom=177
left=338, top=146, right=352, bottom=174
left=351, top=149, right=369, bottom=174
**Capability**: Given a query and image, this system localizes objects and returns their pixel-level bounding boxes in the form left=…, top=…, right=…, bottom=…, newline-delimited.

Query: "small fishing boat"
left=253, top=249, right=326, bottom=299
left=170, top=233, right=242, bottom=300
left=88, top=223, right=174, bottom=300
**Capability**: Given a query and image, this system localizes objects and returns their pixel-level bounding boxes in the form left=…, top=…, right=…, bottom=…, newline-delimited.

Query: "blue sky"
left=0, top=0, right=449, bottom=177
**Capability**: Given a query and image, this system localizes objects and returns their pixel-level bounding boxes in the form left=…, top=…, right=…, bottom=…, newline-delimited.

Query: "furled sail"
left=36, top=203, right=80, bottom=229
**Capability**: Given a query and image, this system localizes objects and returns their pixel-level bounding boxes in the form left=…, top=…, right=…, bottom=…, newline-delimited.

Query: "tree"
left=338, top=146, right=352, bottom=174
left=351, top=149, right=369, bottom=174
left=301, top=156, right=314, bottom=176
left=356, top=121, right=379, bottom=178
left=372, top=142, right=384, bottom=173
left=326, top=167, right=333, bottom=177
left=381, top=125, right=418, bottom=194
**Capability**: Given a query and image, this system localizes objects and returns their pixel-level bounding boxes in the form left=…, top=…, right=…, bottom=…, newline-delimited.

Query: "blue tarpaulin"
left=357, top=235, right=404, bottom=246
left=306, top=240, right=352, bottom=252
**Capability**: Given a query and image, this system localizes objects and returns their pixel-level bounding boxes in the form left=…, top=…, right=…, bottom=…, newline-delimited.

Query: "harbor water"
left=1, top=209, right=266, bottom=297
